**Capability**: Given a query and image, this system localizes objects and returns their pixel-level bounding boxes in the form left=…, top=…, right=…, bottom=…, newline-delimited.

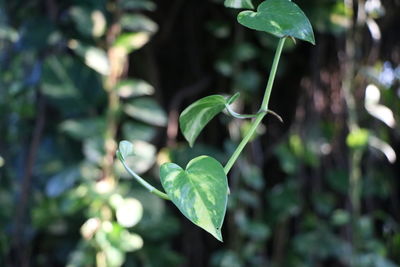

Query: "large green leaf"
left=224, top=0, right=254, bottom=9
left=238, top=0, right=315, bottom=44
left=179, top=95, right=227, bottom=147
left=160, top=156, right=228, bottom=241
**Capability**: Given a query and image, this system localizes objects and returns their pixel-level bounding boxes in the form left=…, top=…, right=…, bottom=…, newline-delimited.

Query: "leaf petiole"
left=117, top=150, right=171, bottom=200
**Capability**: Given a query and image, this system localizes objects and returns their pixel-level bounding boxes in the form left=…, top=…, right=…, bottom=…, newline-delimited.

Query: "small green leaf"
left=179, top=95, right=227, bottom=147
left=238, top=0, right=315, bottom=44
left=160, top=156, right=228, bottom=241
left=117, top=140, right=156, bottom=175
left=119, top=140, right=134, bottom=160
left=224, top=0, right=254, bottom=9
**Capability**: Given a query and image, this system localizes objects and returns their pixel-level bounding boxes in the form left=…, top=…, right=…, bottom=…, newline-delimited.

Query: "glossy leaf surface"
left=179, top=95, right=227, bottom=147
left=160, top=156, right=228, bottom=241
left=238, top=0, right=315, bottom=44
left=224, top=0, right=254, bottom=9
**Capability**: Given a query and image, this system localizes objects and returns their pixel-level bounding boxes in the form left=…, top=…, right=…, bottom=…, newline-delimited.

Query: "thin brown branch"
left=12, top=92, right=46, bottom=267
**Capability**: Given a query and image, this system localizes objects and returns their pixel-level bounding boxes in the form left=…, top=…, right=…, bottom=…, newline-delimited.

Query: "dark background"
left=1, top=0, right=400, bottom=266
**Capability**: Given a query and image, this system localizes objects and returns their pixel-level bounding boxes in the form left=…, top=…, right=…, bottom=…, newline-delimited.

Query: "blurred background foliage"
left=0, top=0, right=399, bottom=266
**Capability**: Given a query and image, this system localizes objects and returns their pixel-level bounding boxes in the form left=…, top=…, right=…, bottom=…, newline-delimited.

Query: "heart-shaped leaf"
left=224, top=0, right=254, bottom=9
left=179, top=95, right=227, bottom=147
left=238, top=0, right=315, bottom=44
left=160, top=156, right=228, bottom=241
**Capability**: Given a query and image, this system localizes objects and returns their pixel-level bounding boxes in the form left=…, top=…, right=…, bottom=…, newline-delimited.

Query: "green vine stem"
left=117, top=151, right=171, bottom=200
left=224, top=37, right=286, bottom=174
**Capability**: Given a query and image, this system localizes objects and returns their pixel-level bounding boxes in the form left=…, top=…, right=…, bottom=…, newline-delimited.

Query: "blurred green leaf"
left=268, top=181, right=301, bottom=222
left=46, top=167, right=80, bottom=197
left=124, top=97, right=167, bottom=127
left=353, top=254, right=398, bottom=267
left=122, top=121, right=157, bottom=142
left=206, top=20, right=231, bottom=38
left=312, top=192, right=336, bottom=215
left=19, top=18, right=57, bottom=50
left=243, top=221, right=271, bottom=241
left=293, top=230, right=351, bottom=260
left=116, top=79, right=154, bottom=98
left=121, top=14, right=158, bottom=33
left=69, top=41, right=110, bottom=75
left=309, top=2, right=351, bottom=34
left=114, top=32, right=152, bottom=53
left=211, top=250, right=243, bottom=267
left=275, top=143, right=299, bottom=174
left=224, top=0, right=254, bottom=9
left=41, top=55, right=104, bottom=113
left=83, top=137, right=104, bottom=164
left=331, top=209, right=350, bottom=226
left=69, top=7, right=106, bottom=37
left=120, top=0, right=156, bottom=11
left=215, top=43, right=258, bottom=76
left=115, top=198, right=143, bottom=228
left=240, top=164, right=265, bottom=190
left=346, top=128, right=370, bottom=149
left=119, top=232, right=143, bottom=252
left=60, top=118, right=105, bottom=140
left=0, top=25, right=18, bottom=42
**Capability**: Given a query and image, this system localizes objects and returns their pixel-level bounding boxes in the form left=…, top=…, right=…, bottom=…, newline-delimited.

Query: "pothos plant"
left=117, top=0, right=315, bottom=242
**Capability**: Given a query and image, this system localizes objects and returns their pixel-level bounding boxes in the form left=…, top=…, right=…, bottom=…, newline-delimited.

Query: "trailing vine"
left=118, top=0, right=315, bottom=241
